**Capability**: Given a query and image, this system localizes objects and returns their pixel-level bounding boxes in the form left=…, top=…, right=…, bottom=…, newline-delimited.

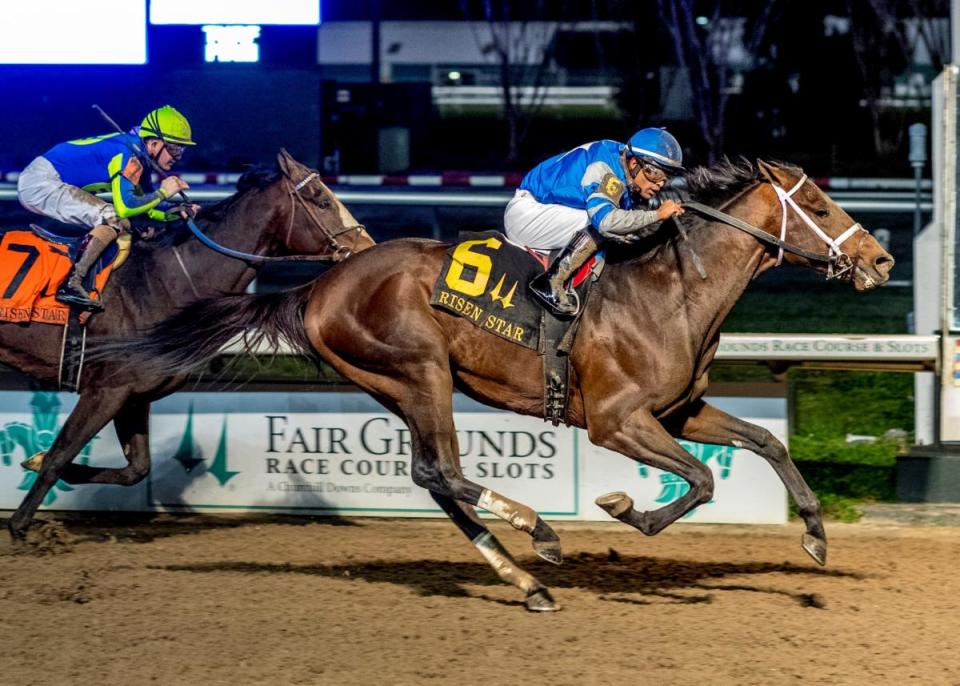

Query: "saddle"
left=0, top=225, right=128, bottom=325
left=430, top=231, right=605, bottom=426
left=0, top=225, right=131, bottom=392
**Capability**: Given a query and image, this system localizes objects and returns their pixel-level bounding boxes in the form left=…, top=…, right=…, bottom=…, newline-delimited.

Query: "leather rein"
left=684, top=174, right=867, bottom=280
left=184, top=171, right=367, bottom=264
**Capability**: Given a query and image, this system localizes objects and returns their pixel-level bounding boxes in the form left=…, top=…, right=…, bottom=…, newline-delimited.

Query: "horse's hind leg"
left=430, top=492, right=559, bottom=611
left=588, top=408, right=715, bottom=535
left=310, top=278, right=561, bottom=564
left=6, top=387, right=128, bottom=539
left=328, top=347, right=562, bottom=564
left=393, top=362, right=561, bottom=564
left=26, top=395, right=150, bottom=486
left=670, top=399, right=826, bottom=565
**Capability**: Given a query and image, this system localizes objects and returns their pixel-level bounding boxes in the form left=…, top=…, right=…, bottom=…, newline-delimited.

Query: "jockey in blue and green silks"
left=17, top=105, right=200, bottom=311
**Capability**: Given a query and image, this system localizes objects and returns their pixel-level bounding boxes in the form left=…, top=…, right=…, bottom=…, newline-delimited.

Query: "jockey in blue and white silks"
left=504, top=127, right=687, bottom=317
left=17, top=105, right=199, bottom=311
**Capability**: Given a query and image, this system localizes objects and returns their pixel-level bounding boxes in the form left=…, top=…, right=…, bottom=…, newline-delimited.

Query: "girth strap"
left=541, top=311, right=571, bottom=426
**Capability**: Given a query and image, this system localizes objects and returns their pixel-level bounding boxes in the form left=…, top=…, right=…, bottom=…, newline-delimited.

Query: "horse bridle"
left=284, top=171, right=369, bottom=262
left=685, top=174, right=867, bottom=280
left=182, top=169, right=368, bottom=265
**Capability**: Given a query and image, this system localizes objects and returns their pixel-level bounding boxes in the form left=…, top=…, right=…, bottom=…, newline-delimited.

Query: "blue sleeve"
left=581, top=161, right=623, bottom=231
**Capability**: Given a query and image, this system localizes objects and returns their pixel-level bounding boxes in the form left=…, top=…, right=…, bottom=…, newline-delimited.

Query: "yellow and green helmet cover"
left=139, top=105, right=196, bottom=146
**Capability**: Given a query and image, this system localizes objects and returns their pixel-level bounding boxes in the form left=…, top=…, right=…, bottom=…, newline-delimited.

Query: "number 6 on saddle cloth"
left=431, top=230, right=603, bottom=426
left=430, top=231, right=602, bottom=351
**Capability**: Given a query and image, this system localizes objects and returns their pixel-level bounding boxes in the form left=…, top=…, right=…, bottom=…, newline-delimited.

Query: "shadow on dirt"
left=1, top=512, right=359, bottom=546
left=150, top=550, right=858, bottom=609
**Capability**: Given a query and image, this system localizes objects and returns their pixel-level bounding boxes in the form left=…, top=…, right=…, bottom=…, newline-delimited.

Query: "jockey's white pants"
left=503, top=189, right=589, bottom=250
left=17, top=156, right=117, bottom=229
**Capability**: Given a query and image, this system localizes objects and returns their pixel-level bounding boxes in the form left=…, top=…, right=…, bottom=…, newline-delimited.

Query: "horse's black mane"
left=132, top=164, right=281, bottom=252
left=200, top=164, right=281, bottom=223
left=680, top=157, right=759, bottom=205
left=679, top=157, right=802, bottom=205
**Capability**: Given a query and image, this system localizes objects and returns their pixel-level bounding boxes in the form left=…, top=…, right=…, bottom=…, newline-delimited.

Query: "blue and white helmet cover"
left=625, top=128, right=684, bottom=173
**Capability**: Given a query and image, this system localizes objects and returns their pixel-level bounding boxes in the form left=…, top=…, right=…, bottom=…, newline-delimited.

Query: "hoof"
left=802, top=533, right=827, bottom=566
left=525, top=587, right=561, bottom=612
left=531, top=519, right=562, bottom=565
left=21, top=452, right=45, bottom=473
left=595, top=491, right=634, bottom=519
left=6, top=519, right=27, bottom=542
left=532, top=538, right=563, bottom=565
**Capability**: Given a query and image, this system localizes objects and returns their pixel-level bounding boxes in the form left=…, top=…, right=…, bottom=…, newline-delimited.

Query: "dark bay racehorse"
left=4, top=150, right=374, bottom=538
left=75, top=160, right=892, bottom=611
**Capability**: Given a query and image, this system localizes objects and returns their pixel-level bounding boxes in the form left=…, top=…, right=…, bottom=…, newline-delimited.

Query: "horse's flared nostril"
left=874, top=253, right=895, bottom=274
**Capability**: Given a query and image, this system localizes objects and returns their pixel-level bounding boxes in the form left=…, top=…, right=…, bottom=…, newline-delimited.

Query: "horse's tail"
left=91, top=286, right=316, bottom=378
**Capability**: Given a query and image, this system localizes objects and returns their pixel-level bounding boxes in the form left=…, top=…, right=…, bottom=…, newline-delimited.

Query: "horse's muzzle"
left=852, top=250, right=895, bottom=291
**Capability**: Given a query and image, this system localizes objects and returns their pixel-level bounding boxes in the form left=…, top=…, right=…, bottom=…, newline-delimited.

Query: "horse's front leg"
left=7, top=387, right=128, bottom=540
left=668, top=399, right=826, bottom=565
left=587, top=406, right=715, bottom=535
left=23, top=394, right=149, bottom=486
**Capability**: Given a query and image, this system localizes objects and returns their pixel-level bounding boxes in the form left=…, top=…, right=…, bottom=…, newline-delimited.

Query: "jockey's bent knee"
left=90, top=224, right=121, bottom=244
left=102, top=214, right=131, bottom=234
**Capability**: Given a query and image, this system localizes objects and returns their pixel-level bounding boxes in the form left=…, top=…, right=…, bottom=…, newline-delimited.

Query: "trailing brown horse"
left=3, top=150, right=374, bottom=539
left=82, top=160, right=892, bottom=611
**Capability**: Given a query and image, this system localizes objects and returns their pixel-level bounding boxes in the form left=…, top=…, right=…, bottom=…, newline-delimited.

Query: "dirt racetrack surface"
left=1, top=513, right=959, bottom=686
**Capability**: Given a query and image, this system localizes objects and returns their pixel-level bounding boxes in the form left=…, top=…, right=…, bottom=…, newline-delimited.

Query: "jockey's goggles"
left=640, top=162, right=669, bottom=185
left=162, top=142, right=185, bottom=160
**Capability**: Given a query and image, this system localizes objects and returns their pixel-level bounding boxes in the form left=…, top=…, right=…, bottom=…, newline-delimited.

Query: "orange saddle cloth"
left=0, top=231, right=116, bottom=325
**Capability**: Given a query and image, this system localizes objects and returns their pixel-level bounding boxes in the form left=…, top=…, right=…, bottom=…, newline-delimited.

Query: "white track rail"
left=0, top=187, right=936, bottom=212
left=222, top=334, right=939, bottom=370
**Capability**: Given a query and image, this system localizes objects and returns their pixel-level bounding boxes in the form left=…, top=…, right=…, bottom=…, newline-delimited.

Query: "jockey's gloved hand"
left=164, top=203, right=201, bottom=221
left=656, top=199, right=685, bottom=222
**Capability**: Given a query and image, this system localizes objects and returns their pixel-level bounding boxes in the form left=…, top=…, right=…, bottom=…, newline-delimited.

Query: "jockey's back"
left=519, top=139, right=637, bottom=211
left=43, top=132, right=145, bottom=191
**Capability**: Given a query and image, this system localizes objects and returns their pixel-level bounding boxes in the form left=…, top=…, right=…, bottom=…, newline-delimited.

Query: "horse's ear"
left=756, top=159, right=785, bottom=185
left=277, top=149, right=298, bottom=176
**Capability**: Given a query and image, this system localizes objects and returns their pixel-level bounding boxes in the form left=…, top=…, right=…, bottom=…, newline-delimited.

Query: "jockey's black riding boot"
left=56, top=234, right=112, bottom=312
left=529, top=228, right=599, bottom=317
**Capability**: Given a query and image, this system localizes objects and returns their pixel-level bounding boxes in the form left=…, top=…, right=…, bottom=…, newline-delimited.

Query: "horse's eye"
left=318, top=199, right=331, bottom=209
left=815, top=209, right=829, bottom=218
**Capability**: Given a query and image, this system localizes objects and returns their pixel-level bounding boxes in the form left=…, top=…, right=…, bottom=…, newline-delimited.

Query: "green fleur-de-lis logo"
left=637, top=440, right=736, bottom=518
left=0, top=393, right=94, bottom=506
left=172, top=403, right=204, bottom=472
left=207, top=417, right=239, bottom=487
left=170, top=406, right=239, bottom=487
